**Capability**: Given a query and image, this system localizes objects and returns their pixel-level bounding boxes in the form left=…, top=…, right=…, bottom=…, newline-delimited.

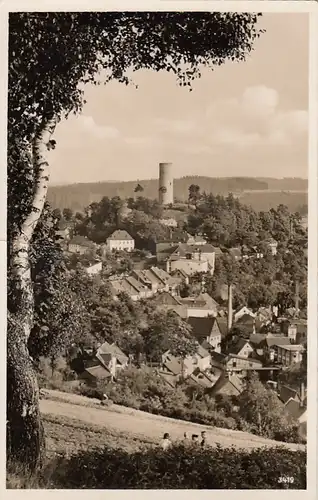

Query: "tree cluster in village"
left=60, top=187, right=307, bottom=313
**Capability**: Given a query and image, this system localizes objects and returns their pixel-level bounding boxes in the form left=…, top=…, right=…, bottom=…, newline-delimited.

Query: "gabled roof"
left=234, top=306, right=255, bottom=317
left=284, top=398, right=307, bottom=420
left=69, top=235, right=94, bottom=247
left=82, top=364, right=111, bottom=379
left=210, top=373, right=244, bottom=396
left=188, top=317, right=221, bottom=343
left=228, top=338, right=251, bottom=356
left=162, top=353, right=182, bottom=375
left=228, top=353, right=263, bottom=365
left=236, top=314, right=255, bottom=325
left=171, top=268, right=189, bottom=279
left=278, top=344, right=305, bottom=352
left=249, top=333, right=267, bottom=346
left=98, top=342, right=128, bottom=365
left=199, top=293, right=220, bottom=309
left=157, top=304, right=188, bottom=319
left=190, top=369, right=215, bottom=388
left=159, top=371, right=179, bottom=387
left=279, top=385, right=300, bottom=404
left=263, top=336, right=291, bottom=348
left=125, top=276, right=148, bottom=292
left=216, top=318, right=228, bottom=337
left=210, top=351, right=228, bottom=364
left=152, top=291, right=182, bottom=306
left=196, top=344, right=211, bottom=359
left=107, top=229, right=134, bottom=241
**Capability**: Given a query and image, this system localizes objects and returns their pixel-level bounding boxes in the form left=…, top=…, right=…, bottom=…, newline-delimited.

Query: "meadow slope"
left=40, top=389, right=305, bottom=455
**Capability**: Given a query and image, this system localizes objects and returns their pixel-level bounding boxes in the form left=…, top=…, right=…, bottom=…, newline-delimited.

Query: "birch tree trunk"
left=7, top=117, right=56, bottom=470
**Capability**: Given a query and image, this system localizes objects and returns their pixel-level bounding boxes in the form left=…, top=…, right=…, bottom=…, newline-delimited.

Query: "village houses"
left=276, top=344, right=305, bottom=366
left=187, top=317, right=222, bottom=352
left=68, top=235, right=96, bottom=255
left=106, top=229, right=135, bottom=252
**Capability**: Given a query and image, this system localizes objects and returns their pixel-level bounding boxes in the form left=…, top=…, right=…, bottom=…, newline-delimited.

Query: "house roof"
left=279, top=385, right=300, bottom=404
left=82, top=364, right=111, bottom=379
left=69, top=235, right=94, bottom=247
left=188, top=317, right=221, bottom=342
left=284, top=398, right=307, bottom=420
left=278, top=344, right=304, bottom=352
left=210, top=373, right=244, bottom=396
left=196, top=344, right=211, bottom=359
left=190, top=369, right=215, bottom=388
left=98, top=342, right=129, bottom=365
left=107, top=229, right=134, bottom=241
left=162, top=353, right=182, bottom=375
left=157, top=304, right=188, bottom=319
left=228, top=354, right=263, bottom=365
left=264, top=336, right=291, bottom=348
left=125, top=276, right=148, bottom=292
left=96, top=352, right=113, bottom=368
left=159, top=371, right=178, bottom=388
left=290, top=320, right=307, bottom=335
left=167, top=242, right=217, bottom=261
left=234, top=305, right=255, bottom=316
left=228, top=338, right=251, bottom=356
left=249, top=333, right=267, bottom=346
left=171, top=268, right=189, bottom=279
left=216, top=318, right=228, bottom=337
left=236, top=314, right=256, bottom=325
left=152, top=291, right=182, bottom=306
left=199, top=293, right=220, bottom=309
left=210, top=351, right=228, bottom=364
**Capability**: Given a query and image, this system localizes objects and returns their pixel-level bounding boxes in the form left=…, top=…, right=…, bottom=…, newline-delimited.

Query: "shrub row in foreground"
left=14, top=443, right=306, bottom=489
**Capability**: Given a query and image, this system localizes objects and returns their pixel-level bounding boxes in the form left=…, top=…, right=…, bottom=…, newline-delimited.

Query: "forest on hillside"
left=47, top=176, right=308, bottom=213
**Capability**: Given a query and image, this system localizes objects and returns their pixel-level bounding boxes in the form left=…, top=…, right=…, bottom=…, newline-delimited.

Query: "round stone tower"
left=158, top=162, right=173, bottom=205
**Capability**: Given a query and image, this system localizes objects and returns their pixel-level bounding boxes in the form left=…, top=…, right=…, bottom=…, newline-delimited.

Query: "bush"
left=38, top=363, right=305, bottom=445
left=47, top=444, right=306, bottom=489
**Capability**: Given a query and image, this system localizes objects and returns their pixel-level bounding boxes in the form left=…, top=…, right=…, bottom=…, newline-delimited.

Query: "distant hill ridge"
left=47, top=176, right=308, bottom=212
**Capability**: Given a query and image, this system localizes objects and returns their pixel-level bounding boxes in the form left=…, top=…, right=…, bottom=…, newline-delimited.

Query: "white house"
left=187, top=316, right=222, bottom=353
left=234, top=306, right=255, bottom=323
left=159, top=217, right=178, bottom=228
left=165, top=243, right=216, bottom=276
left=85, top=261, right=102, bottom=276
left=276, top=344, right=305, bottom=366
left=181, top=293, right=219, bottom=318
left=267, top=238, right=278, bottom=256
left=68, top=235, right=95, bottom=254
left=106, top=230, right=135, bottom=252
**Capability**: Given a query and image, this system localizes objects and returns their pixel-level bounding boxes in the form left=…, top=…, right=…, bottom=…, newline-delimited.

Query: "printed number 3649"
left=278, top=477, right=294, bottom=484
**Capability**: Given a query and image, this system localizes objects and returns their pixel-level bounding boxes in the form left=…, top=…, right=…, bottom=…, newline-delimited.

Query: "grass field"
left=41, top=389, right=305, bottom=456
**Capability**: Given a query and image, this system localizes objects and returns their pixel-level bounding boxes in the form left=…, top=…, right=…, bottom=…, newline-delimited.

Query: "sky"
left=49, top=13, right=309, bottom=185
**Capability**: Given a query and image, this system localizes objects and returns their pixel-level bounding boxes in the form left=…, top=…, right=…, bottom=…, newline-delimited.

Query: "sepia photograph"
left=4, top=0, right=317, bottom=492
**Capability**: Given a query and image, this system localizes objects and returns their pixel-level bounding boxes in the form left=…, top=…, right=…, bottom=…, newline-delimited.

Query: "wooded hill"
left=48, top=176, right=308, bottom=213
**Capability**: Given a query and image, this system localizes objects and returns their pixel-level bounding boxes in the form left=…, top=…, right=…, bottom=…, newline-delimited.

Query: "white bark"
left=10, top=116, right=57, bottom=340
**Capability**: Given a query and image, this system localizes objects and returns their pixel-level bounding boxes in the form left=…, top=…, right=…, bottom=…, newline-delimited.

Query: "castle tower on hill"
left=158, top=162, right=173, bottom=205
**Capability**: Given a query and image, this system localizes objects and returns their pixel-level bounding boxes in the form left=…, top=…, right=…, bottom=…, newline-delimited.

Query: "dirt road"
left=40, top=390, right=304, bottom=452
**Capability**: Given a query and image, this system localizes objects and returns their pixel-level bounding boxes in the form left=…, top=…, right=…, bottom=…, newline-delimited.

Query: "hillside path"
left=40, top=389, right=304, bottom=452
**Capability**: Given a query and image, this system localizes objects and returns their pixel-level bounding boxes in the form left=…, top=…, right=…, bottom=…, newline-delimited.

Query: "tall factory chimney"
left=295, top=280, right=300, bottom=316
left=159, top=162, right=174, bottom=205
left=227, top=284, right=233, bottom=333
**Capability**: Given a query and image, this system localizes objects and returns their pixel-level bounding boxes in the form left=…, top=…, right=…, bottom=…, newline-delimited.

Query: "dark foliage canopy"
left=8, top=11, right=262, bottom=239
